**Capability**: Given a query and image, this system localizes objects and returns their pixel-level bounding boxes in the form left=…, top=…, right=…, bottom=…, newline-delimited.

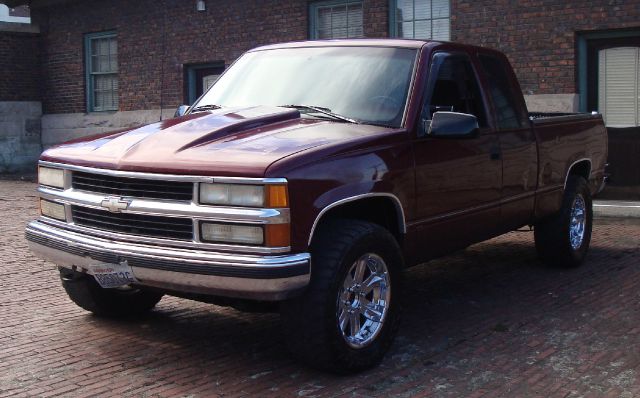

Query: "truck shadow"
left=77, top=229, right=637, bottom=391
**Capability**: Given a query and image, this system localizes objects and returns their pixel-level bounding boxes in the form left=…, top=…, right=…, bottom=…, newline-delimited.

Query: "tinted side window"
left=422, top=53, right=488, bottom=129
left=478, top=55, right=524, bottom=130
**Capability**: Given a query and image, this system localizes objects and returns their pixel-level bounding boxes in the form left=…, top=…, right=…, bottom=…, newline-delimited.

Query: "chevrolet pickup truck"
left=26, top=39, right=607, bottom=373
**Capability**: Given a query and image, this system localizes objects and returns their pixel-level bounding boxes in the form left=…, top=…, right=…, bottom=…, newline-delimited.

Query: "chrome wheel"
left=569, top=194, right=586, bottom=250
left=337, top=253, right=391, bottom=349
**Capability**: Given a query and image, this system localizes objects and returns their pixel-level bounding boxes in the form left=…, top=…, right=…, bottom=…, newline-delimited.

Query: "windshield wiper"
left=281, top=104, right=359, bottom=124
left=190, top=104, right=223, bottom=113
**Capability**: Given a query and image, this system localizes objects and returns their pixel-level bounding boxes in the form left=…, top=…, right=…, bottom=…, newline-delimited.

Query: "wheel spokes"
left=353, top=257, right=368, bottom=284
left=349, top=312, right=361, bottom=336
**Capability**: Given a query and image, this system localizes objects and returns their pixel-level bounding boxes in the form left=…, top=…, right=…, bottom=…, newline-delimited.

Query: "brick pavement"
left=1, top=180, right=639, bottom=397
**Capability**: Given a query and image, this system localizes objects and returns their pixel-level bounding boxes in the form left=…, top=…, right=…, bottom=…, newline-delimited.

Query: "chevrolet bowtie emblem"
left=100, top=196, right=131, bottom=213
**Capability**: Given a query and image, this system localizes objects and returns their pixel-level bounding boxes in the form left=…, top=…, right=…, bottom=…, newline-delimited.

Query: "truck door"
left=477, top=54, right=538, bottom=232
left=410, top=52, right=502, bottom=262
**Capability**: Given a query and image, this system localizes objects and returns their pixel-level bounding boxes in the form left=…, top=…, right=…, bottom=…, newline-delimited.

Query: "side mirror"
left=174, top=105, right=190, bottom=118
left=428, top=111, right=479, bottom=139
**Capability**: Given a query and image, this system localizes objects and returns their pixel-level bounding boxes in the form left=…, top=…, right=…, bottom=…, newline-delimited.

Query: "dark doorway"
left=578, top=30, right=640, bottom=187
left=184, top=62, right=225, bottom=105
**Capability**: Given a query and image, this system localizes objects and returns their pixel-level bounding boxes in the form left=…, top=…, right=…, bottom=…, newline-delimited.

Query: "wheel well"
left=311, top=197, right=405, bottom=246
left=566, top=159, right=591, bottom=186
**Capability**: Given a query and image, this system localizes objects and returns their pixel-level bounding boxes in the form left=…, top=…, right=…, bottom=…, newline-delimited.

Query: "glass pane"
left=400, top=21, right=414, bottom=38
left=109, top=38, right=117, bottom=57
left=396, top=0, right=413, bottom=21
left=432, top=0, right=450, bottom=18
left=93, top=74, right=118, bottom=110
left=317, top=29, right=332, bottom=39
left=414, top=20, right=431, bottom=39
left=347, top=4, right=363, bottom=37
left=332, top=5, right=347, bottom=29
left=317, top=8, right=332, bottom=32
left=432, top=18, right=450, bottom=40
left=479, top=55, right=522, bottom=129
left=91, top=40, right=99, bottom=57
left=196, top=46, right=418, bottom=127
left=415, top=0, right=431, bottom=20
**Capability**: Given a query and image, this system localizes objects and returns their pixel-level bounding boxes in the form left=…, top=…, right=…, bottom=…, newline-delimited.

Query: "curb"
left=593, top=201, right=640, bottom=219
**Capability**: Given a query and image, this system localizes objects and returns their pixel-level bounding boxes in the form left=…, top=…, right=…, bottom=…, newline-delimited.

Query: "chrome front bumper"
left=26, top=220, right=310, bottom=300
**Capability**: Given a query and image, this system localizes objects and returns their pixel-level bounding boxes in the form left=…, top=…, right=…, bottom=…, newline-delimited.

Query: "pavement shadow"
left=67, top=230, right=638, bottom=388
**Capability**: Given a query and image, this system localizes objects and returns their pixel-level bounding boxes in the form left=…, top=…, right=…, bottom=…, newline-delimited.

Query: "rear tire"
left=59, top=267, right=163, bottom=317
left=280, top=219, right=403, bottom=374
left=534, top=176, right=593, bottom=267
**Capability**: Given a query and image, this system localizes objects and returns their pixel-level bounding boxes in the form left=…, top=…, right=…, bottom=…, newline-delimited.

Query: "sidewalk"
left=594, top=200, right=640, bottom=218
left=594, top=185, right=640, bottom=218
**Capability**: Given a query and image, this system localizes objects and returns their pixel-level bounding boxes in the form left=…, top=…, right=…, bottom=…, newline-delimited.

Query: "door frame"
left=184, top=61, right=225, bottom=105
left=577, top=29, right=640, bottom=112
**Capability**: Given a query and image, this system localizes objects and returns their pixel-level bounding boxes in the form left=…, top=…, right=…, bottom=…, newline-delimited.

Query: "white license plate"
left=89, top=261, right=139, bottom=288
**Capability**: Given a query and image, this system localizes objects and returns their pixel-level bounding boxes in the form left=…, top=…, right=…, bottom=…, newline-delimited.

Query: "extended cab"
left=26, top=39, right=607, bottom=373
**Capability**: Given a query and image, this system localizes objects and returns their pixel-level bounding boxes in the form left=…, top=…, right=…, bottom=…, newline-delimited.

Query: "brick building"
left=0, top=0, right=639, bottom=185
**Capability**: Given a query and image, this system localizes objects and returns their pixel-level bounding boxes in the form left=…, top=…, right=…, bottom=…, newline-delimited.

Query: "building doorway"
left=185, top=62, right=225, bottom=105
left=578, top=31, right=640, bottom=186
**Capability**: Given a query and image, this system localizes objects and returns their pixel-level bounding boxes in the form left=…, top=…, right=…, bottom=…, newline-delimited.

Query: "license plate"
left=89, top=261, right=139, bottom=288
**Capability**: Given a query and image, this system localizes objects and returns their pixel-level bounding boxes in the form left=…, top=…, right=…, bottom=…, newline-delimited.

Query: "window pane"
left=415, top=0, right=430, bottom=20
left=197, top=46, right=417, bottom=127
left=399, top=21, right=413, bottom=38
left=347, top=3, right=363, bottom=36
left=479, top=55, right=523, bottom=129
left=317, top=29, right=332, bottom=39
left=332, top=5, right=347, bottom=29
left=396, top=0, right=413, bottom=21
left=432, top=0, right=450, bottom=18
left=432, top=18, right=449, bottom=40
left=427, top=55, right=488, bottom=127
left=414, top=20, right=431, bottom=39
left=317, top=7, right=332, bottom=32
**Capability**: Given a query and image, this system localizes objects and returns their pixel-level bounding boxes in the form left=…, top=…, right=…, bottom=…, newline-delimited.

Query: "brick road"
left=1, top=180, right=639, bottom=397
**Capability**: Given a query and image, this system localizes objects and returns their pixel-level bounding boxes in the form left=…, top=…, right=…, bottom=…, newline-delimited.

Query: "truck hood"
left=41, top=106, right=390, bottom=177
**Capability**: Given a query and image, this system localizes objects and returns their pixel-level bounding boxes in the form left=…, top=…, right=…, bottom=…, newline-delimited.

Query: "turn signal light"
left=265, top=184, right=288, bottom=208
left=265, top=223, right=291, bottom=247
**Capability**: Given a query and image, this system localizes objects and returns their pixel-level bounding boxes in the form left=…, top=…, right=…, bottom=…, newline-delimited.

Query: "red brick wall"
left=34, top=0, right=390, bottom=114
left=0, top=30, right=40, bottom=101
left=452, top=0, right=640, bottom=95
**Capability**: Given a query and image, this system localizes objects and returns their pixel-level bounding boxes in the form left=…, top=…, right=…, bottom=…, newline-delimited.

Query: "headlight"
left=40, top=199, right=66, bottom=221
left=38, top=166, right=65, bottom=189
left=200, top=222, right=264, bottom=245
left=199, top=183, right=288, bottom=207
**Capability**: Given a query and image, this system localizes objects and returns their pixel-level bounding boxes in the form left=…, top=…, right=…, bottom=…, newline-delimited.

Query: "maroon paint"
left=40, top=40, right=608, bottom=266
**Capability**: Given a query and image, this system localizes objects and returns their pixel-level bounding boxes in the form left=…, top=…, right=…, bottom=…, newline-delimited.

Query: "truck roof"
left=251, top=38, right=434, bottom=51
left=250, top=38, right=500, bottom=57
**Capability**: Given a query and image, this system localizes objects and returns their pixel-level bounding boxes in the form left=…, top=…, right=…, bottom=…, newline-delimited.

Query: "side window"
left=478, top=55, right=525, bottom=130
left=421, top=53, right=487, bottom=131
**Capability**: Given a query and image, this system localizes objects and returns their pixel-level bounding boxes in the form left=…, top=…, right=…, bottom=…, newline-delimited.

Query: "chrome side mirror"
left=174, top=105, right=190, bottom=118
left=428, top=111, right=479, bottom=139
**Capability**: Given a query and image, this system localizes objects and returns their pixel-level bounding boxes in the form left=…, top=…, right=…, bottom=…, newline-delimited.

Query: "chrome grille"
left=71, top=206, right=193, bottom=241
left=72, top=171, right=193, bottom=201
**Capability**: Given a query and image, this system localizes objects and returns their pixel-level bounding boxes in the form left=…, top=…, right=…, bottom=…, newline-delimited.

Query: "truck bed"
left=529, top=112, right=601, bottom=124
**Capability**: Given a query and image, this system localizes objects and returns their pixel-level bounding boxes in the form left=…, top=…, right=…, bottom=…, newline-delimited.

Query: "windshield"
left=193, top=46, right=417, bottom=127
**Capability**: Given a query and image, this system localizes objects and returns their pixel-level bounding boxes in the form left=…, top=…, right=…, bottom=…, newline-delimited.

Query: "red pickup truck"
left=26, top=39, right=607, bottom=373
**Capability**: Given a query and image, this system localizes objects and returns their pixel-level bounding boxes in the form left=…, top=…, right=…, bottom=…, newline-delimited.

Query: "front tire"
left=59, top=267, right=164, bottom=317
left=534, top=175, right=593, bottom=267
left=280, top=219, right=403, bottom=374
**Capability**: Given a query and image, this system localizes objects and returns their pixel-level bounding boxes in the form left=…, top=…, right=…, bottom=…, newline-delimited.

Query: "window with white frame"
left=85, top=32, right=118, bottom=112
left=391, top=0, right=450, bottom=41
left=310, top=1, right=363, bottom=39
